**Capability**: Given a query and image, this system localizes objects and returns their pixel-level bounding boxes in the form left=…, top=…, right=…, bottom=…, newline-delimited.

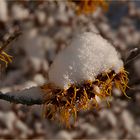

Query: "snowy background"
left=0, top=0, right=140, bottom=139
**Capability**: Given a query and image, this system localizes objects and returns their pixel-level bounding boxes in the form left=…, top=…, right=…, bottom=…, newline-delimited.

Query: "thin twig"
left=125, top=47, right=140, bottom=67
left=0, top=31, right=22, bottom=53
left=0, top=87, right=44, bottom=105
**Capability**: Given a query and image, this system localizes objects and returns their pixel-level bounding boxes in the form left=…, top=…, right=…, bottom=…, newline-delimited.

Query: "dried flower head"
left=41, top=32, right=129, bottom=127
left=71, top=0, right=109, bottom=14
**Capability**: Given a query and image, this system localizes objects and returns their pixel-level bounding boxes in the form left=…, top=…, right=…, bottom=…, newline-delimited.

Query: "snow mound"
left=49, top=32, right=123, bottom=89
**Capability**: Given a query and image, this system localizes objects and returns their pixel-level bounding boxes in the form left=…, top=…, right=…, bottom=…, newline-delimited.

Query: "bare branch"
left=0, top=31, right=22, bottom=53
left=0, top=87, right=44, bottom=105
left=125, top=47, right=140, bottom=67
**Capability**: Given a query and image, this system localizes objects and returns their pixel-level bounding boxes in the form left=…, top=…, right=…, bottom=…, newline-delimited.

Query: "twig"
left=0, top=87, right=44, bottom=105
left=125, top=47, right=140, bottom=67
left=0, top=31, right=22, bottom=53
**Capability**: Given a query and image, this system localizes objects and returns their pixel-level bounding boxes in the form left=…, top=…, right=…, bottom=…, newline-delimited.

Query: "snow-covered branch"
left=0, top=32, right=136, bottom=106
left=0, top=87, right=44, bottom=105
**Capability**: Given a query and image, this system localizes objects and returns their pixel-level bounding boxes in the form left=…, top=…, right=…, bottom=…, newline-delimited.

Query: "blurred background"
left=0, top=0, right=140, bottom=139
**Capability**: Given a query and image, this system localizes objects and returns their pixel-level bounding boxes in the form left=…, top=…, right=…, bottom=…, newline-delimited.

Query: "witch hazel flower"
left=71, top=0, right=109, bottom=15
left=0, top=31, right=21, bottom=69
left=41, top=32, right=129, bottom=126
left=0, top=50, right=12, bottom=68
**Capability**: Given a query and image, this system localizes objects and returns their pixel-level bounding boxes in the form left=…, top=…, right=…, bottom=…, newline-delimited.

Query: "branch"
left=125, top=47, right=140, bottom=67
left=0, top=31, right=22, bottom=53
left=1, top=47, right=139, bottom=106
left=0, top=87, right=44, bottom=105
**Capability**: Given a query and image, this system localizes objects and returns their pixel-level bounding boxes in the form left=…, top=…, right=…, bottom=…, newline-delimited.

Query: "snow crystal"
left=49, top=32, right=123, bottom=89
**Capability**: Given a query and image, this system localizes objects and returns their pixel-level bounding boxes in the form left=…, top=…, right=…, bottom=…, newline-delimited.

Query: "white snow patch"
left=49, top=32, right=123, bottom=89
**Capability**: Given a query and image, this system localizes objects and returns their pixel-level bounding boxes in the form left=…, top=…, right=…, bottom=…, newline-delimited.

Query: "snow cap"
left=49, top=32, right=123, bottom=89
